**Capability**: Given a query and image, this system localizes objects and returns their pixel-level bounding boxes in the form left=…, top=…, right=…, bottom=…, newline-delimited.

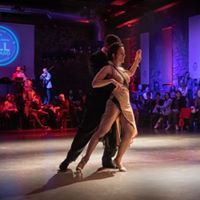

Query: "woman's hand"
left=134, top=49, right=142, bottom=65
left=128, top=49, right=142, bottom=77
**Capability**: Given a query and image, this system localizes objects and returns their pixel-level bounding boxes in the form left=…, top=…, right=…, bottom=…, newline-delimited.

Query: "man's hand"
left=111, top=79, right=124, bottom=91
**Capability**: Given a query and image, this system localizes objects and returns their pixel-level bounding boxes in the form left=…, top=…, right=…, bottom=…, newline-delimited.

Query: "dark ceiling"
left=0, top=0, right=179, bottom=27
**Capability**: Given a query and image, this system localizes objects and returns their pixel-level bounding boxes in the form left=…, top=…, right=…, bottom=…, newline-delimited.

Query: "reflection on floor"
left=0, top=129, right=200, bottom=200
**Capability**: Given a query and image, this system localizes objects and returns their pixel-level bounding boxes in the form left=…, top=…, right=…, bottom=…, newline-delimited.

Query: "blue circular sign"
left=0, top=26, right=19, bottom=66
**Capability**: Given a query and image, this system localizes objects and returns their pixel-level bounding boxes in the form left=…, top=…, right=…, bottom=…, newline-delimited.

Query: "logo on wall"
left=0, top=26, right=19, bottom=66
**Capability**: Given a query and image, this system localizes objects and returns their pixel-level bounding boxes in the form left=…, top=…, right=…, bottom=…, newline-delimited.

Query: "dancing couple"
left=59, top=34, right=142, bottom=172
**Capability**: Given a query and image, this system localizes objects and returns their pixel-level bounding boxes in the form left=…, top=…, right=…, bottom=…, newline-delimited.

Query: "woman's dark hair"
left=107, top=42, right=124, bottom=61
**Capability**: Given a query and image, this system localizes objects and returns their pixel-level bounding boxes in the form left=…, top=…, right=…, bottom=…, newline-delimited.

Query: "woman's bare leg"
left=114, top=117, right=138, bottom=171
left=76, top=101, right=120, bottom=170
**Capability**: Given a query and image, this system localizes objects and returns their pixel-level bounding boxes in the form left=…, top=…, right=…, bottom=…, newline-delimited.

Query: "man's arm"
left=40, top=73, right=45, bottom=80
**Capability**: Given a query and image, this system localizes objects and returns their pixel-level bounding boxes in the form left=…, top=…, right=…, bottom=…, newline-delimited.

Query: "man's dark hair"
left=104, top=34, right=121, bottom=47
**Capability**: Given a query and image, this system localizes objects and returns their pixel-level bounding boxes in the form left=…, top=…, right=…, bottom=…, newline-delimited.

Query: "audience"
left=0, top=69, right=200, bottom=132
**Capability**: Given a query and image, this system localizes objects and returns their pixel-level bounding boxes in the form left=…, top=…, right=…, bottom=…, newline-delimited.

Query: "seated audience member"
left=135, top=84, right=144, bottom=99
left=152, top=92, right=163, bottom=128
left=23, top=80, right=36, bottom=117
left=28, top=95, right=49, bottom=128
left=2, top=94, right=18, bottom=129
left=68, top=89, right=74, bottom=102
left=169, top=85, right=177, bottom=99
left=55, top=93, right=70, bottom=128
left=192, top=79, right=199, bottom=100
left=170, top=91, right=187, bottom=131
left=143, top=86, right=153, bottom=100
left=143, top=92, right=154, bottom=127
left=190, top=89, right=200, bottom=130
left=154, top=92, right=172, bottom=130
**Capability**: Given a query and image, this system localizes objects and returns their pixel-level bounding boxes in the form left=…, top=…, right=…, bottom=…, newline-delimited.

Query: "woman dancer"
left=76, top=42, right=142, bottom=172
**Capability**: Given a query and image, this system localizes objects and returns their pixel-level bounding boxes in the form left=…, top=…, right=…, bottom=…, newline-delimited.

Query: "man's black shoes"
left=59, top=160, right=69, bottom=172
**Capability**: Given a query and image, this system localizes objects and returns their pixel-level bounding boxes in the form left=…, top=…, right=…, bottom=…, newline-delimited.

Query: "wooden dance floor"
left=0, top=129, right=200, bottom=200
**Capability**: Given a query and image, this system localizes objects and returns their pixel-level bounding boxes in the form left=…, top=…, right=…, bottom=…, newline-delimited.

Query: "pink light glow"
left=162, top=26, right=173, bottom=31
left=111, top=0, right=129, bottom=6
left=78, top=19, right=91, bottom=23
left=116, top=18, right=140, bottom=28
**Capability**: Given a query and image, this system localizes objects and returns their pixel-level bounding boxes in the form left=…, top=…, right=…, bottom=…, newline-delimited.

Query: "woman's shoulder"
left=101, top=64, right=113, bottom=72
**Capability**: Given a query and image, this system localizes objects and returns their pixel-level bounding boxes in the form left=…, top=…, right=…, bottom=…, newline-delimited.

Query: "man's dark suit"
left=59, top=50, right=117, bottom=170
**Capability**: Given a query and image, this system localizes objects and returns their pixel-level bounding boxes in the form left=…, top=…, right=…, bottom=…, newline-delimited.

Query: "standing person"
left=76, top=43, right=142, bottom=172
left=40, top=68, right=52, bottom=104
left=11, top=66, right=27, bottom=128
left=12, top=66, right=27, bottom=82
left=59, top=34, right=121, bottom=171
left=11, top=66, right=27, bottom=94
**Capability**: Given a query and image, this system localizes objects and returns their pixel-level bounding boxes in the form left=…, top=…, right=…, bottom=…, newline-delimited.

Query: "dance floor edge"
left=0, top=129, right=200, bottom=200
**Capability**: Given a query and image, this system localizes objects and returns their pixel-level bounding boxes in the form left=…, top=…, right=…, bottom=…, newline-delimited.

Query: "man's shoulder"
left=90, top=50, right=106, bottom=60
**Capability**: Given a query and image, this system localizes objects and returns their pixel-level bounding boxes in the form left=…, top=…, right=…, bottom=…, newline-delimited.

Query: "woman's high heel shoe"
left=76, top=157, right=88, bottom=173
left=113, top=159, right=127, bottom=172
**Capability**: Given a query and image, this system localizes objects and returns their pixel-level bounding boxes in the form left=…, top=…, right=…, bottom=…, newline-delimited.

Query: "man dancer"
left=59, top=34, right=121, bottom=171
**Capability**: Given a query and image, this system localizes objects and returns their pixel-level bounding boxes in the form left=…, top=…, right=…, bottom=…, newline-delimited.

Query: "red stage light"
left=113, top=10, right=126, bottom=17
left=116, top=18, right=140, bottom=28
left=111, top=0, right=129, bottom=6
left=78, top=19, right=91, bottom=23
left=154, top=2, right=179, bottom=13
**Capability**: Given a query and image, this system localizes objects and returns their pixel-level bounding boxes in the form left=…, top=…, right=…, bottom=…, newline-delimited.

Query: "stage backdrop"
left=140, top=32, right=149, bottom=85
left=0, top=22, right=35, bottom=79
left=189, top=15, right=200, bottom=79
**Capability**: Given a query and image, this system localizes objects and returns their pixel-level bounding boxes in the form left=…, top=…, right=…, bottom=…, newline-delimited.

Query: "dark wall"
left=106, top=1, right=200, bottom=88
left=34, top=22, right=96, bottom=95
left=1, top=13, right=97, bottom=95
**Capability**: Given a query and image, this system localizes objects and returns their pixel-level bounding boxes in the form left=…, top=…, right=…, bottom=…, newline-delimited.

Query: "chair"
left=61, top=113, right=72, bottom=128
left=179, top=108, right=191, bottom=130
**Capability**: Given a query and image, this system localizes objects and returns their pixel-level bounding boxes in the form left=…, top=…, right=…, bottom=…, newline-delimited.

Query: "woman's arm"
left=127, top=49, right=142, bottom=77
left=92, top=65, right=117, bottom=88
